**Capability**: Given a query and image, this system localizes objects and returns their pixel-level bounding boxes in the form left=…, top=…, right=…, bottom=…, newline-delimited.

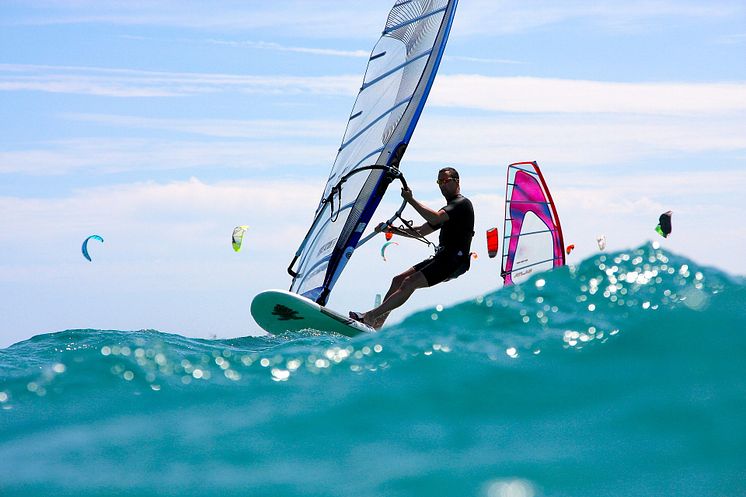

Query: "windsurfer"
left=350, top=167, right=474, bottom=329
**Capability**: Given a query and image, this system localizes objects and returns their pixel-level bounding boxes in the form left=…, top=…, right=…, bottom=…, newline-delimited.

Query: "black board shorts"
left=413, top=250, right=470, bottom=287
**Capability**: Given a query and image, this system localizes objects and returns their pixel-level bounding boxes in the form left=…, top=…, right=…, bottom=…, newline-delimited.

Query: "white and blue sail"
left=287, top=0, right=458, bottom=305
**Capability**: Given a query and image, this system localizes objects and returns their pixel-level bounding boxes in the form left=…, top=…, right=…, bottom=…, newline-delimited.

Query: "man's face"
left=437, top=171, right=458, bottom=196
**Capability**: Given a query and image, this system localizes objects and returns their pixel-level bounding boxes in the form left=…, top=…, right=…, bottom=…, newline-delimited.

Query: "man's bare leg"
left=371, top=267, right=416, bottom=328
left=364, top=271, right=428, bottom=329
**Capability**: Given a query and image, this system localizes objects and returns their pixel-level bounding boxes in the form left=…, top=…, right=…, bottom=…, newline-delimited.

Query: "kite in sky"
left=655, top=211, right=673, bottom=238
left=486, top=228, right=499, bottom=258
left=232, top=226, right=249, bottom=252
left=380, top=241, right=399, bottom=262
left=82, top=235, right=104, bottom=262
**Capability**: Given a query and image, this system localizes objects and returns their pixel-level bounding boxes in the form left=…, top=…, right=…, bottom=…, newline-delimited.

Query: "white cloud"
left=0, top=137, right=335, bottom=175
left=715, top=33, right=746, bottom=45
left=444, top=56, right=525, bottom=65
left=0, top=1, right=386, bottom=37
left=431, top=76, right=746, bottom=116
left=67, top=114, right=341, bottom=139
left=4, top=64, right=744, bottom=120
left=408, top=114, right=746, bottom=167
left=0, top=64, right=359, bottom=98
left=0, top=178, right=318, bottom=246
left=205, top=39, right=369, bottom=58
left=3, top=108, right=744, bottom=177
left=5, top=0, right=741, bottom=38
left=456, top=0, right=742, bottom=36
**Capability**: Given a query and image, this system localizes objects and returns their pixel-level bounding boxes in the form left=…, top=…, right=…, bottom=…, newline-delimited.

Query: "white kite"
left=232, top=226, right=249, bottom=252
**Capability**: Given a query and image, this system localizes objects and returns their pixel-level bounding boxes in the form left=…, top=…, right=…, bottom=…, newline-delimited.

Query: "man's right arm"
left=381, top=222, right=435, bottom=239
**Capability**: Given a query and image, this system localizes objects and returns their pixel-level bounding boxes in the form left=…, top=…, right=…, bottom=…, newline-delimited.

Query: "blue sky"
left=1, top=0, right=745, bottom=347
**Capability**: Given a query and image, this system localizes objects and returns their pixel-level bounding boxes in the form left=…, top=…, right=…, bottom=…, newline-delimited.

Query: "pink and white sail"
left=501, top=162, right=565, bottom=286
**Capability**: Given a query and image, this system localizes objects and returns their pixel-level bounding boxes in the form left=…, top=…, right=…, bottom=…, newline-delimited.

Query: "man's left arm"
left=402, top=188, right=449, bottom=226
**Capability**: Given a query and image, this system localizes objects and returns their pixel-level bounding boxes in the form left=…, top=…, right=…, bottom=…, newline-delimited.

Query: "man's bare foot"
left=363, top=313, right=377, bottom=328
left=369, top=311, right=390, bottom=330
left=349, top=311, right=365, bottom=323
left=350, top=311, right=379, bottom=329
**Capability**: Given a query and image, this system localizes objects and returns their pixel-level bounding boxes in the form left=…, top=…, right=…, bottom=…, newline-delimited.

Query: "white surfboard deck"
left=251, top=289, right=375, bottom=337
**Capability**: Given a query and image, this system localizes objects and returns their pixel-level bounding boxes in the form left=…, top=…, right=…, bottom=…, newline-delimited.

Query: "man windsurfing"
left=350, top=167, right=474, bottom=329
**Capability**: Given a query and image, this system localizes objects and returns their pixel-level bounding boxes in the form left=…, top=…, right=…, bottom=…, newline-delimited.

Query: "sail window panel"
left=318, top=147, right=383, bottom=214
left=325, top=169, right=385, bottom=292
left=360, top=37, right=407, bottom=88
left=335, top=173, right=370, bottom=223
left=508, top=212, right=556, bottom=285
left=335, top=54, right=428, bottom=172
left=339, top=97, right=410, bottom=152
left=382, top=55, right=428, bottom=143
left=326, top=107, right=403, bottom=193
left=341, top=72, right=403, bottom=153
left=292, top=207, right=350, bottom=294
left=297, top=257, right=331, bottom=297
left=361, top=48, right=432, bottom=91
left=291, top=220, right=349, bottom=294
left=291, top=172, right=370, bottom=296
left=291, top=211, right=344, bottom=293
left=335, top=169, right=382, bottom=252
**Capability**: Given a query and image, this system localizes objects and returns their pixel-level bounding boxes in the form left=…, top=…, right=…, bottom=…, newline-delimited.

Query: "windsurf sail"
left=501, top=162, right=565, bottom=286
left=287, top=0, right=459, bottom=305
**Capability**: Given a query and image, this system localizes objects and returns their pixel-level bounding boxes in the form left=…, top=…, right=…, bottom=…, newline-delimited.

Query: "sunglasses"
left=436, top=177, right=457, bottom=186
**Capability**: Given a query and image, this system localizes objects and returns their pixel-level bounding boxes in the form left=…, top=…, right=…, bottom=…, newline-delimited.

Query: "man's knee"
left=392, top=269, right=413, bottom=287
left=402, top=272, right=427, bottom=291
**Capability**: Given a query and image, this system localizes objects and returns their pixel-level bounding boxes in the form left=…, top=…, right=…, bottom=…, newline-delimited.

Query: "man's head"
left=437, top=167, right=460, bottom=199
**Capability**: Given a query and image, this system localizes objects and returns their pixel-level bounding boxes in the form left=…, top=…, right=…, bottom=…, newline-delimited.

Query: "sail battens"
left=503, top=257, right=563, bottom=274
left=329, top=146, right=385, bottom=184
left=339, top=97, right=412, bottom=152
left=361, top=49, right=432, bottom=91
left=384, top=6, right=447, bottom=35
left=503, top=228, right=558, bottom=239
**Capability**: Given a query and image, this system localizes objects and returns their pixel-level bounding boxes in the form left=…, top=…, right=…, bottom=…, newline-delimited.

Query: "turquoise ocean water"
left=1, top=243, right=745, bottom=497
